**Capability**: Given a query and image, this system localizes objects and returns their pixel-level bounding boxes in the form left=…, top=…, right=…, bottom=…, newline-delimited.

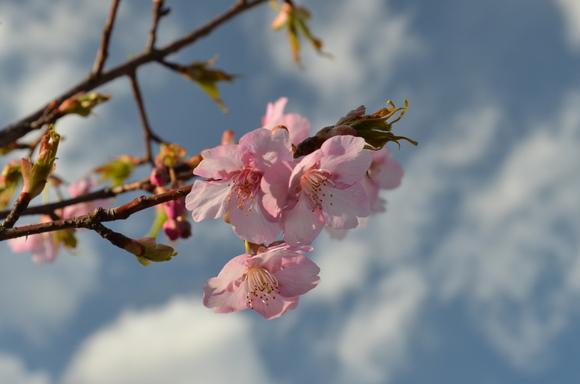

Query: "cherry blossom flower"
left=8, top=216, right=59, bottom=264
left=262, top=97, right=310, bottom=145
left=185, top=128, right=293, bottom=244
left=62, top=177, right=110, bottom=219
left=264, top=135, right=372, bottom=246
left=202, top=243, right=320, bottom=319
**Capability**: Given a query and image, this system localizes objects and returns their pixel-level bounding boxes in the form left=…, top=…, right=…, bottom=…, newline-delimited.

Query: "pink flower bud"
left=150, top=167, right=168, bottom=187
left=163, top=218, right=180, bottom=241
left=221, top=130, right=236, bottom=145
left=163, top=197, right=185, bottom=219
left=178, top=219, right=192, bottom=239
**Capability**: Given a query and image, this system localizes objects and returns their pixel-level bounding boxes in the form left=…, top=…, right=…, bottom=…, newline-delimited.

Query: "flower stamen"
left=245, top=266, right=280, bottom=308
left=300, top=168, right=335, bottom=211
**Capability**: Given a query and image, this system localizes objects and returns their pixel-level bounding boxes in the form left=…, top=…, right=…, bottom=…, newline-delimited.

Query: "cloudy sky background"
left=1, top=0, right=580, bottom=383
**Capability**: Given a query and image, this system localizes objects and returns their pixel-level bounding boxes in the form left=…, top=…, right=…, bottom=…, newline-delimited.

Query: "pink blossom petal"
left=7, top=236, right=33, bottom=253
left=281, top=196, right=324, bottom=246
left=372, top=152, right=404, bottom=189
left=63, top=177, right=110, bottom=219
left=228, top=198, right=281, bottom=244
left=360, top=175, right=387, bottom=214
left=320, top=183, right=370, bottom=229
left=262, top=97, right=288, bottom=126
left=251, top=294, right=299, bottom=320
left=203, top=254, right=248, bottom=295
left=194, top=145, right=245, bottom=179
left=31, top=234, right=58, bottom=264
left=262, top=97, right=311, bottom=145
left=68, top=177, right=96, bottom=197
left=185, top=180, right=229, bottom=221
left=261, top=161, right=294, bottom=218
left=240, top=128, right=293, bottom=171
left=203, top=282, right=248, bottom=314
left=283, top=113, right=310, bottom=145
left=9, top=232, right=59, bottom=264
left=274, top=255, right=321, bottom=296
left=319, top=136, right=372, bottom=185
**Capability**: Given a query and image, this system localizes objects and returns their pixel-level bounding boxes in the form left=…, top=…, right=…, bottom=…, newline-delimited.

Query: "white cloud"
left=371, top=103, right=503, bottom=263
left=0, top=1, right=108, bottom=118
left=308, top=239, right=372, bottom=302
left=335, top=268, right=427, bottom=384
left=256, top=0, right=421, bottom=113
left=0, top=353, right=50, bottom=384
left=554, top=0, right=580, bottom=51
left=0, top=236, right=101, bottom=343
left=433, top=91, right=580, bottom=368
left=61, top=296, right=271, bottom=384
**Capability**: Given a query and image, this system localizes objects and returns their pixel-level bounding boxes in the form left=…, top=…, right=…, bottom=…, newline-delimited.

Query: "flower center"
left=245, top=266, right=280, bottom=309
left=300, top=168, right=334, bottom=211
left=226, top=168, right=261, bottom=214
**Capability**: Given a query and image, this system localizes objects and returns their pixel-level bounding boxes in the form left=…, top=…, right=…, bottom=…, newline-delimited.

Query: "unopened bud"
left=21, top=126, right=60, bottom=199
left=57, top=92, right=111, bottom=117
left=221, top=130, right=236, bottom=145
left=125, top=237, right=177, bottom=266
left=163, top=197, right=185, bottom=219
left=150, top=166, right=168, bottom=187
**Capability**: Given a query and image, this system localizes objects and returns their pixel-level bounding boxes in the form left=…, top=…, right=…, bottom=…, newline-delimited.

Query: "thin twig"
left=0, top=0, right=268, bottom=148
left=0, top=185, right=192, bottom=241
left=91, top=0, right=122, bottom=78
left=146, top=0, right=170, bottom=52
left=0, top=164, right=196, bottom=220
left=128, top=72, right=164, bottom=165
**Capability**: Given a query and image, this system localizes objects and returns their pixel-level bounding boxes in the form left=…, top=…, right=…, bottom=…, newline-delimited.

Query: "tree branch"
left=91, top=0, right=122, bottom=78
left=0, top=0, right=268, bottom=147
left=0, top=163, right=196, bottom=220
left=128, top=72, right=164, bottom=165
left=146, top=0, right=170, bottom=52
left=0, top=184, right=193, bottom=241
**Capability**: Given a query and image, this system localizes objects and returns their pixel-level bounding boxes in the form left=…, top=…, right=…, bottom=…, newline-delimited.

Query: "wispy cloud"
left=0, top=353, right=50, bottom=384
left=0, top=237, right=101, bottom=342
left=433, top=91, right=580, bottom=367
left=335, top=268, right=427, bottom=384
left=554, top=0, right=580, bottom=51
left=61, top=296, right=272, bottom=384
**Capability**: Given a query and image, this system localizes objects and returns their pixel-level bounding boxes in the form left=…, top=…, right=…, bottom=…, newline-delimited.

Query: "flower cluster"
left=187, top=98, right=407, bottom=319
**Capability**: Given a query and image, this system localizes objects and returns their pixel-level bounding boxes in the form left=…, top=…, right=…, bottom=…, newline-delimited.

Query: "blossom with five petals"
left=263, top=135, right=372, bottom=245
left=202, top=243, right=320, bottom=319
left=185, top=128, right=293, bottom=244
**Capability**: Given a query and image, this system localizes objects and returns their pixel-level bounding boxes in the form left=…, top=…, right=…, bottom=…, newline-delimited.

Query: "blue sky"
left=1, top=0, right=580, bottom=383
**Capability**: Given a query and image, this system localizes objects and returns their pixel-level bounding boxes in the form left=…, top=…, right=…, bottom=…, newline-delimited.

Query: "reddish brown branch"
left=91, top=0, right=122, bottom=78
left=0, top=178, right=147, bottom=220
left=128, top=72, right=164, bottom=165
left=90, top=221, right=130, bottom=248
left=1, top=192, right=33, bottom=230
left=0, top=0, right=268, bottom=147
left=146, top=0, right=170, bottom=52
left=0, top=185, right=193, bottom=241
left=0, top=163, right=196, bottom=220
